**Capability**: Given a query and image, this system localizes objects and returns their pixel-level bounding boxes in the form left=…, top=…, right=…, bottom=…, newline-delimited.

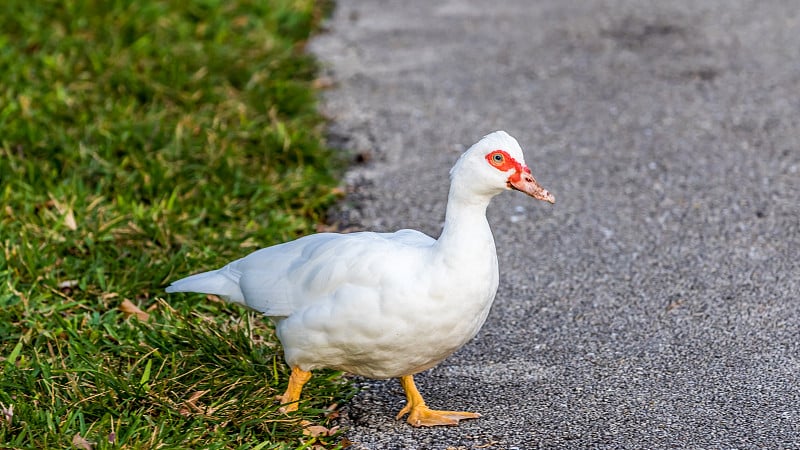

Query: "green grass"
left=0, top=0, right=356, bottom=448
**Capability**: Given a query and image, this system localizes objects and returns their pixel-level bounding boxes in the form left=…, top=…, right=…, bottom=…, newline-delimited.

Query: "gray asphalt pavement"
left=309, top=1, right=800, bottom=448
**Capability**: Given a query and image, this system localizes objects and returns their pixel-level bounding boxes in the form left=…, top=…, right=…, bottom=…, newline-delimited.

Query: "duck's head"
left=451, top=131, right=555, bottom=204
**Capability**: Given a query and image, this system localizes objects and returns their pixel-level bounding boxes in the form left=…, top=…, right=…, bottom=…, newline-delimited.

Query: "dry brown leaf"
left=666, top=299, right=684, bottom=312
left=232, top=15, right=249, bottom=27
left=311, top=76, right=335, bottom=89
left=181, top=390, right=220, bottom=416
left=324, top=402, right=340, bottom=420
left=72, top=433, right=93, bottom=450
left=184, top=390, right=209, bottom=410
left=206, top=294, right=223, bottom=303
left=0, top=403, right=13, bottom=426
left=315, top=223, right=338, bottom=233
left=302, top=425, right=331, bottom=437
left=239, top=237, right=260, bottom=248
left=119, top=299, right=149, bottom=320
left=64, top=208, right=77, bottom=230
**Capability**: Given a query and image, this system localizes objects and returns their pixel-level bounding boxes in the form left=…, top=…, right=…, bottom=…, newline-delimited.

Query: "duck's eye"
left=492, top=153, right=504, bottom=164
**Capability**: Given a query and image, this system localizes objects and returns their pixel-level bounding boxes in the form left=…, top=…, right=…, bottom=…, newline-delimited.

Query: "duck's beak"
left=508, top=169, right=555, bottom=204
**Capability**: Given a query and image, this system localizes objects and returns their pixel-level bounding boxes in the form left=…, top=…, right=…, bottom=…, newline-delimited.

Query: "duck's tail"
left=165, top=264, right=245, bottom=305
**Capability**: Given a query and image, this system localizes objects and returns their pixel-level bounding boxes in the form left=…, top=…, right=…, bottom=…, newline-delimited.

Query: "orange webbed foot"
left=395, top=374, right=481, bottom=427
left=396, top=403, right=481, bottom=427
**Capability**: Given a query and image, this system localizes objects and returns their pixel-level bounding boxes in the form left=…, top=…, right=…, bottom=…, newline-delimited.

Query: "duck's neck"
left=434, top=181, right=496, bottom=260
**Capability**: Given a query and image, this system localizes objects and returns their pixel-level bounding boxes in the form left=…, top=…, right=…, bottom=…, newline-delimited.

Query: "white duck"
left=165, top=131, right=554, bottom=427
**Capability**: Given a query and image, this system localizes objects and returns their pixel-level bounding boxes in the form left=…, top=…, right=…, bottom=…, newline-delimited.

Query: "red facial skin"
left=485, top=149, right=530, bottom=182
left=485, top=149, right=555, bottom=204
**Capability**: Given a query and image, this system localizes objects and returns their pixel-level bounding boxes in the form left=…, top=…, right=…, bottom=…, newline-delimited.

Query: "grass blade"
left=4, top=340, right=23, bottom=370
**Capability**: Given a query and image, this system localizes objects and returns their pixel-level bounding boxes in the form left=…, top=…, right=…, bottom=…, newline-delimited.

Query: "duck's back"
left=233, top=230, right=436, bottom=317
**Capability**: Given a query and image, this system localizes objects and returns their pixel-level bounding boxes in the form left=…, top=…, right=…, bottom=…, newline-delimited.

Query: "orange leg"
left=278, top=366, right=312, bottom=413
left=395, top=375, right=481, bottom=427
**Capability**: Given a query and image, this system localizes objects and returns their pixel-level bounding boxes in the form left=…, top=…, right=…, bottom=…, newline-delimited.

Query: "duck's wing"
left=233, top=230, right=435, bottom=316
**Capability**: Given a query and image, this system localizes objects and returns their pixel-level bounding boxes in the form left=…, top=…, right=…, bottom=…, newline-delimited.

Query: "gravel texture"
left=309, top=1, right=800, bottom=448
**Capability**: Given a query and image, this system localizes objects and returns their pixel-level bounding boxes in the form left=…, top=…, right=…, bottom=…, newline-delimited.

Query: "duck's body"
left=166, top=131, right=554, bottom=426
left=171, top=221, right=498, bottom=379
